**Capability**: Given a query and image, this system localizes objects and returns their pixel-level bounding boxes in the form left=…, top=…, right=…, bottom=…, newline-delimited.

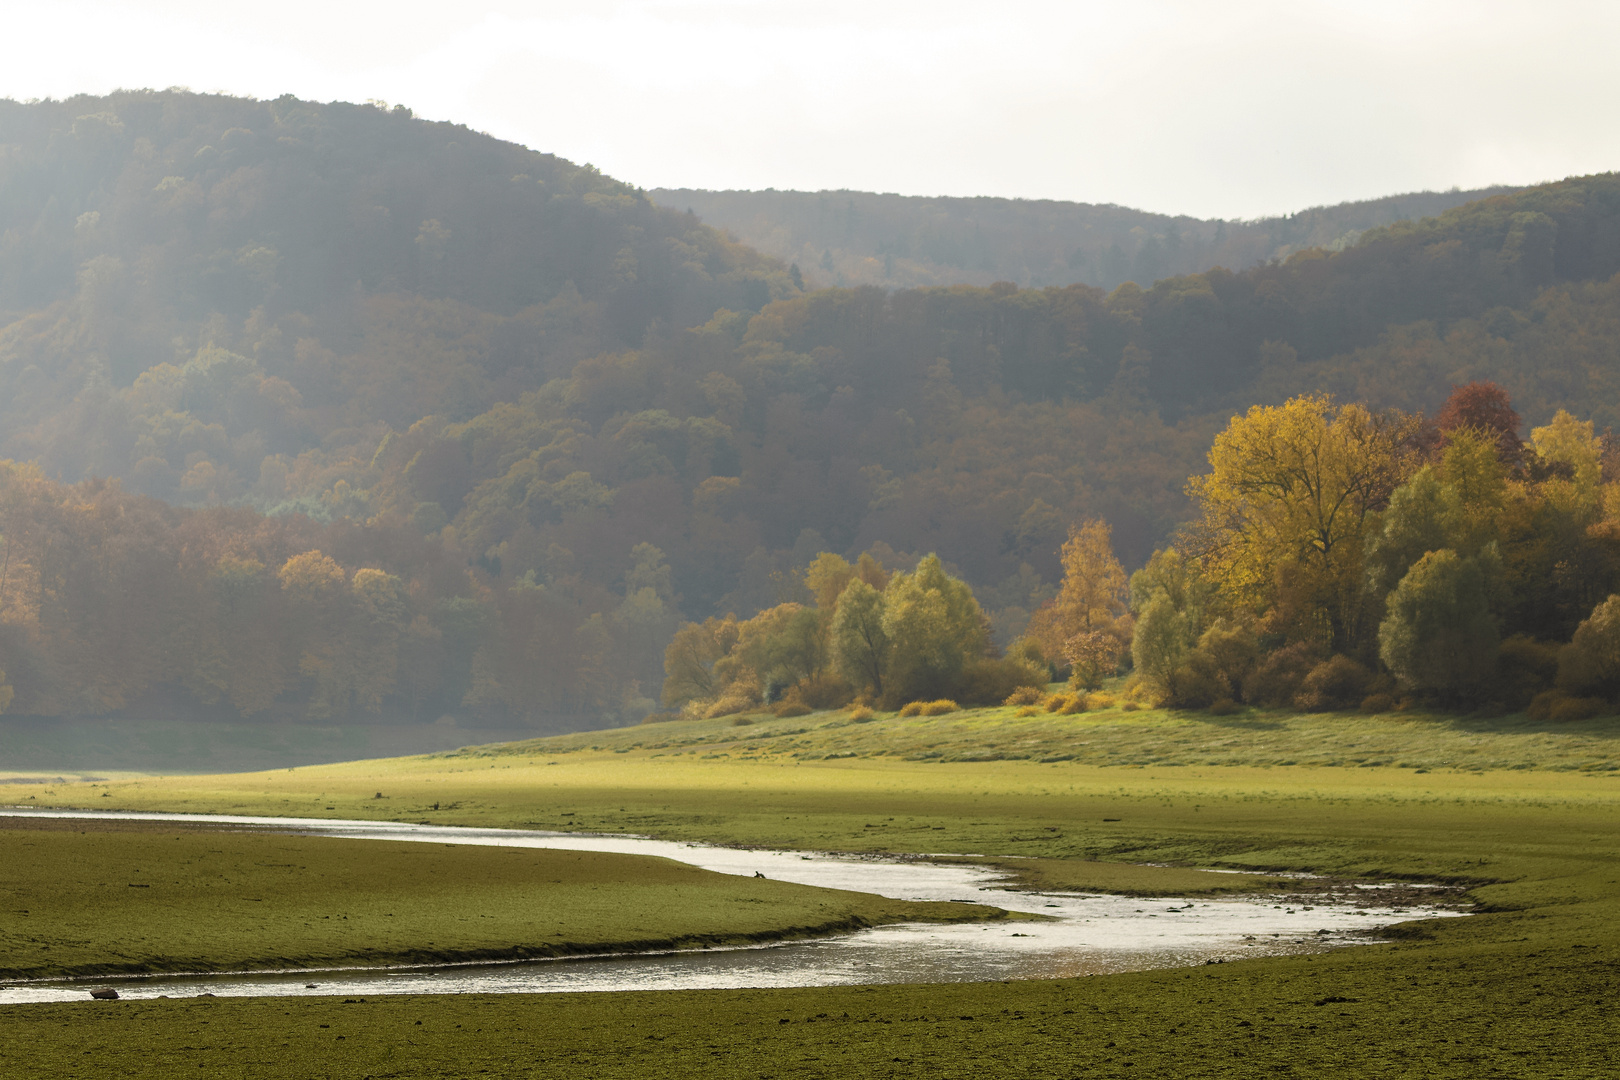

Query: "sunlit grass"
left=0, top=817, right=1005, bottom=981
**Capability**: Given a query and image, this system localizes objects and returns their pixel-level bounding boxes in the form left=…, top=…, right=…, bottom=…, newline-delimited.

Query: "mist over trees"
left=1, top=90, right=1619, bottom=727
left=649, top=185, right=1521, bottom=293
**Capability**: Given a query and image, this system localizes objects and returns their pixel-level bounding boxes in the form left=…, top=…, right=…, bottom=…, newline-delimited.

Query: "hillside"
left=648, top=185, right=1521, bottom=292
left=1, top=90, right=1620, bottom=731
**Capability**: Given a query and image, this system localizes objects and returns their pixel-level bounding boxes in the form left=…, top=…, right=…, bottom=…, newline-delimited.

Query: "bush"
left=1086, top=692, right=1116, bottom=709
left=1497, top=635, right=1560, bottom=708
left=956, top=656, right=1048, bottom=706
left=918, top=699, right=959, bottom=716
left=730, top=716, right=755, bottom=727
left=1207, top=698, right=1242, bottom=715
left=1057, top=693, right=1088, bottom=715
left=1015, top=705, right=1040, bottom=717
left=898, top=701, right=925, bottom=717
left=1294, top=655, right=1374, bottom=711
left=1359, top=692, right=1397, bottom=713
left=1243, top=643, right=1323, bottom=707
left=1163, top=651, right=1225, bottom=709
left=790, top=672, right=855, bottom=710
left=1120, top=700, right=1142, bottom=711
left=847, top=704, right=875, bottom=723
left=772, top=702, right=812, bottom=717
left=1004, top=685, right=1044, bottom=707
left=1196, top=619, right=1260, bottom=699
left=1528, top=690, right=1608, bottom=722
left=1558, top=595, right=1620, bottom=699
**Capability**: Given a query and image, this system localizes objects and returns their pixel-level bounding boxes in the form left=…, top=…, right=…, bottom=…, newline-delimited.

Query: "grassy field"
left=4, top=702, right=1620, bottom=1075
left=0, top=817, right=1005, bottom=980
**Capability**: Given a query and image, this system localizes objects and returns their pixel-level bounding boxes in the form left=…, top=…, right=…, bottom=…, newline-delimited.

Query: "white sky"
left=2, top=0, right=1615, bottom=219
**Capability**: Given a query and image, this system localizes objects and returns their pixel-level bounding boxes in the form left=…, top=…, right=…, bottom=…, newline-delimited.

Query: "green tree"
left=830, top=580, right=889, bottom=699
left=879, top=554, right=987, bottom=705
left=1378, top=549, right=1500, bottom=700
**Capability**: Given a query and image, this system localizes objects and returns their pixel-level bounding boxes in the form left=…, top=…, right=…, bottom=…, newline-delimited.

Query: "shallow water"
left=0, top=808, right=1463, bottom=1002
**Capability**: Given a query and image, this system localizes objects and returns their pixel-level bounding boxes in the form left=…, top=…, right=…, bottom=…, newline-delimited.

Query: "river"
left=0, top=809, right=1464, bottom=1002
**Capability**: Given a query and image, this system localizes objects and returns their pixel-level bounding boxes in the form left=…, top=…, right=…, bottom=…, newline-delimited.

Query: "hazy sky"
left=4, top=0, right=1616, bottom=219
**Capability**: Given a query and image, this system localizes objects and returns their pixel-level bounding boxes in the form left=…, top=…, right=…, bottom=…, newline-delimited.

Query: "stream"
left=0, top=808, right=1465, bottom=1002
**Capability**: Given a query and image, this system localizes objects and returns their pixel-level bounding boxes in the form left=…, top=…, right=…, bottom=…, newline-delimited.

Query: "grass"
left=2, top=939, right=1615, bottom=1078
left=5, top=703, right=1620, bottom=1075
left=0, top=817, right=1007, bottom=981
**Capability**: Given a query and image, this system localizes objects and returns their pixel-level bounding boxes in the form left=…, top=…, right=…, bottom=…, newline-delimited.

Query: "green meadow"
left=0, top=817, right=1003, bottom=981
left=4, top=702, right=1620, bottom=1075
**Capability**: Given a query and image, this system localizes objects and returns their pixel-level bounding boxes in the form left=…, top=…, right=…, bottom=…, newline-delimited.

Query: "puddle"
left=0, top=808, right=1466, bottom=1001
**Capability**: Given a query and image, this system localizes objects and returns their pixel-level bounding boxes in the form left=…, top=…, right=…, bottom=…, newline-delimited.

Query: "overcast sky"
left=4, top=0, right=1616, bottom=219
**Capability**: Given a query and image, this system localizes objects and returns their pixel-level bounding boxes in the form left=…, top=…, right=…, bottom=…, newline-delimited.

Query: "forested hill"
left=0, top=91, right=792, bottom=499
left=648, top=185, right=1521, bottom=292
left=1, top=89, right=1618, bottom=730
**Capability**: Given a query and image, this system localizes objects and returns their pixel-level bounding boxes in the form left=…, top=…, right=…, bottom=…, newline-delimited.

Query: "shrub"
left=1207, top=698, right=1242, bottom=715
left=918, top=699, right=959, bottom=716
left=772, top=702, right=812, bottom=717
left=957, top=656, right=1048, bottom=706
left=1015, top=705, right=1039, bottom=717
left=1558, top=595, right=1620, bottom=699
left=898, top=701, right=925, bottom=717
left=730, top=716, right=755, bottom=727
left=1243, top=643, right=1323, bottom=707
left=1163, top=651, right=1225, bottom=709
left=1528, top=691, right=1607, bottom=722
left=1004, top=685, right=1044, bottom=707
left=1087, top=692, right=1116, bottom=709
left=847, top=704, right=875, bottom=723
left=1294, top=655, right=1374, bottom=711
left=791, top=672, right=855, bottom=710
left=1057, top=693, right=1088, bottom=715
left=1196, top=619, right=1260, bottom=699
left=1120, top=700, right=1141, bottom=711
left=1359, top=692, right=1397, bottom=713
left=1497, top=635, right=1560, bottom=708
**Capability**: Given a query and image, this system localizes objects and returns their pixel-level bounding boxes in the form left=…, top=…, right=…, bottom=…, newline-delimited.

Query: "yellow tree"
left=1025, top=519, right=1129, bottom=686
left=1186, top=395, right=1408, bottom=653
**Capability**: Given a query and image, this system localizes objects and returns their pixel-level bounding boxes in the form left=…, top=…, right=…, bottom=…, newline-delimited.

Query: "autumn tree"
left=1185, top=395, right=1408, bottom=653
left=1434, top=381, right=1524, bottom=465
left=1025, top=519, right=1130, bottom=688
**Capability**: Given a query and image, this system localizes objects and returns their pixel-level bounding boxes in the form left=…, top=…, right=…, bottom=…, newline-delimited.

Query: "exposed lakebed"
left=0, top=808, right=1465, bottom=1002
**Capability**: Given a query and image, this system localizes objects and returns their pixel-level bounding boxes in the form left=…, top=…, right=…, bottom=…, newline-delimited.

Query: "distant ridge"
left=649, top=185, right=1523, bottom=292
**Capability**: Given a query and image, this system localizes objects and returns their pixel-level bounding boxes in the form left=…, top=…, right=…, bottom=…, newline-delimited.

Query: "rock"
left=89, top=988, right=119, bottom=1000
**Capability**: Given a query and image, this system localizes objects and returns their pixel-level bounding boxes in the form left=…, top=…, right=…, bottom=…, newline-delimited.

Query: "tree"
left=1129, top=549, right=1214, bottom=704
left=1378, top=549, right=1499, bottom=699
left=1434, top=381, right=1523, bottom=465
left=1531, top=409, right=1602, bottom=519
left=830, top=580, right=888, bottom=699
left=1186, top=395, right=1408, bottom=652
left=879, top=554, right=988, bottom=705
left=1556, top=594, right=1620, bottom=699
left=1026, top=519, right=1129, bottom=687
left=661, top=616, right=740, bottom=708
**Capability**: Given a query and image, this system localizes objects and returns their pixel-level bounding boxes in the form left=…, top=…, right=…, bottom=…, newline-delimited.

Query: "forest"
left=651, top=184, right=1519, bottom=292
left=3, top=89, right=1620, bottom=728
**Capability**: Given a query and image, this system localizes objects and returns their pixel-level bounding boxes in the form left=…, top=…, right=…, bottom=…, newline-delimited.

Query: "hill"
left=648, top=185, right=1522, bottom=292
left=1, top=90, right=1619, bottom=732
